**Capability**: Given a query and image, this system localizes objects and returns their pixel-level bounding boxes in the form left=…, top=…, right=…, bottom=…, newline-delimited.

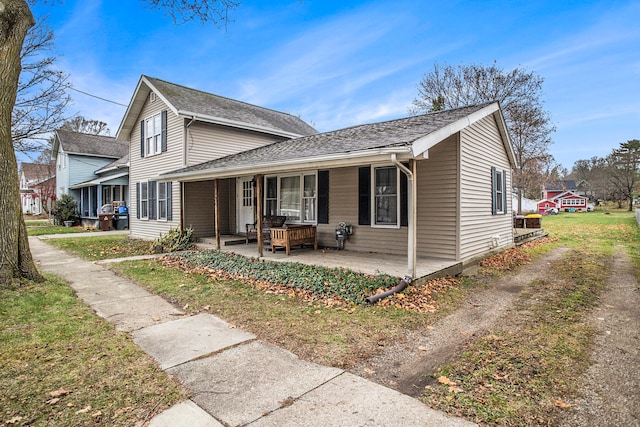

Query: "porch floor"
left=196, top=236, right=462, bottom=281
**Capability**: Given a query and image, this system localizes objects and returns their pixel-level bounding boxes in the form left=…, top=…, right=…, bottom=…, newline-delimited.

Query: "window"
left=303, top=175, right=316, bottom=222
left=157, top=182, right=172, bottom=220
left=140, top=111, right=166, bottom=157
left=265, top=177, right=278, bottom=216
left=492, top=167, right=507, bottom=215
left=264, top=173, right=317, bottom=223
left=140, top=181, right=149, bottom=219
left=373, top=166, right=399, bottom=227
left=145, top=113, right=162, bottom=156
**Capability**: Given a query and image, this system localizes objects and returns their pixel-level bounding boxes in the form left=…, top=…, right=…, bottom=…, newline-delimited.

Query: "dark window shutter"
left=358, top=166, right=371, bottom=225
left=149, top=181, right=157, bottom=220
left=161, top=110, right=168, bottom=152
left=140, top=121, right=145, bottom=158
left=491, top=166, right=497, bottom=215
left=317, top=170, right=329, bottom=224
left=136, top=182, right=140, bottom=219
left=166, top=182, right=173, bottom=221
left=400, top=165, right=408, bottom=227
left=502, top=169, right=508, bottom=215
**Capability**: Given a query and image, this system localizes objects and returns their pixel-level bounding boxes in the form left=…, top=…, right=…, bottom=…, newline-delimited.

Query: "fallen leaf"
left=364, top=368, right=376, bottom=374
left=46, top=397, right=61, bottom=405
left=418, top=346, right=429, bottom=351
left=554, top=398, right=572, bottom=408
left=75, top=405, right=92, bottom=414
left=49, top=388, right=71, bottom=398
left=449, top=385, right=464, bottom=393
left=5, top=416, right=23, bottom=424
left=438, top=376, right=455, bottom=385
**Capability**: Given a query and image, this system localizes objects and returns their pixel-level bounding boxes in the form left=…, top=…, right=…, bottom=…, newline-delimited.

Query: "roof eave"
left=178, top=110, right=306, bottom=139
left=160, top=146, right=412, bottom=182
left=116, top=75, right=180, bottom=140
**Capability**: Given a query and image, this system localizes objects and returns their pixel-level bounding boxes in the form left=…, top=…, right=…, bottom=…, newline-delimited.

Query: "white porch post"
left=391, top=154, right=416, bottom=278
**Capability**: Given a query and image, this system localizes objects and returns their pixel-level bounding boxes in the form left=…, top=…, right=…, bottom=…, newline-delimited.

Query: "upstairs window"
left=145, top=114, right=162, bottom=156
left=140, top=110, right=167, bottom=157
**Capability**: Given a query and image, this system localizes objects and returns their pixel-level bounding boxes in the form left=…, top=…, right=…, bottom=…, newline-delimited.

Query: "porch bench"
left=271, top=225, right=318, bottom=255
left=246, top=215, right=287, bottom=244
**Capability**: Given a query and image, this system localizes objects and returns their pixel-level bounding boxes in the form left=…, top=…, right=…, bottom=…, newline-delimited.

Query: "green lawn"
left=43, top=235, right=154, bottom=260
left=27, top=225, right=100, bottom=236
left=0, top=275, right=187, bottom=426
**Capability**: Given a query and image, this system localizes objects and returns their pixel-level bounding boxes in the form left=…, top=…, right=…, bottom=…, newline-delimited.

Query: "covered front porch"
left=197, top=236, right=463, bottom=284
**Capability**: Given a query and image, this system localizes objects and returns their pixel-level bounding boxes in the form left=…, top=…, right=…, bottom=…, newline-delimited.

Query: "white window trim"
left=494, top=169, right=505, bottom=215
left=144, top=113, right=162, bottom=157
left=371, top=165, right=401, bottom=229
left=157, top=181, right=168, bottom=221
left=140, top=181, right=149, bottom=220
left=264, top=172, right=318, bottom=225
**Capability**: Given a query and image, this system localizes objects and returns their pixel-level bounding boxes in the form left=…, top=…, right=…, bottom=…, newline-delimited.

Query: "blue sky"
left=28, top=0, right=639, bottom=170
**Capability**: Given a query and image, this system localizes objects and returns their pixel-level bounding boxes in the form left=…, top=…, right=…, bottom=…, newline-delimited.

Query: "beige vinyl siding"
left=415, top=135, right=459, bottom=260
left=129, top=96, right=183, bottom=239
left=459, top=114, right=513, bottom=261
left=186, top=122, right=283, bottom=166
left=316, top=166, right=408, bottom=255
left=183, top=179, right=235, bottom=239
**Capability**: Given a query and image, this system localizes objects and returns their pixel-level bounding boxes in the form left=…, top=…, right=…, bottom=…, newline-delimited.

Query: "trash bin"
left=113, top=213, right=129, bottom=230
left=513, top=215, right=525, bottom=228
left=524, top=213, right=542, bottom=229
left=100, top=213, right=114, bottom=231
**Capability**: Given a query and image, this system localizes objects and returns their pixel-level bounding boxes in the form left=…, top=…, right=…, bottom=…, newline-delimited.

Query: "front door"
left=237, top=177, right=254, bottom=234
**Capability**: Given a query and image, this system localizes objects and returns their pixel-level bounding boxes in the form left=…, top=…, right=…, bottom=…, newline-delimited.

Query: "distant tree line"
left=568, top=139, right=640, bottom=211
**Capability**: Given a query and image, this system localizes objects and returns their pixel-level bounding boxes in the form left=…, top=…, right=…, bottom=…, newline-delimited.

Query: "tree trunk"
left=0, top=0, right=44, bottom=285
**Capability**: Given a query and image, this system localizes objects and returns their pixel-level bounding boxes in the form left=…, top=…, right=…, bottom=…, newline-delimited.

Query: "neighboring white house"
left=116, top=75, right=518, bottom=278
left=19, top=162, right=55, bottom=215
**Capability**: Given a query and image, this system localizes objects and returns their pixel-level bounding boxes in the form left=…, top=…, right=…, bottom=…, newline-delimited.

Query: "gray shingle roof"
left=95, top=153, right=130, bottom=175
left=145, top=76, right=317, bottom=137
left=165, top=103, right=493, bottom=176
left=55, top=130, right=128, bottom=158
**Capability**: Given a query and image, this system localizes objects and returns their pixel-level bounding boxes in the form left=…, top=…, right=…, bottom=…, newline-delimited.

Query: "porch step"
left=198, top=236, right=248, bottom=246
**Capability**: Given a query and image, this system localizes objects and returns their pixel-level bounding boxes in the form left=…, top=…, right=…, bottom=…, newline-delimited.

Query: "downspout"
left=184, top=117, right=196, bottom=167
left=391, top=153, right=416, bottom=279
left=366, top=275, right=412, bottom=304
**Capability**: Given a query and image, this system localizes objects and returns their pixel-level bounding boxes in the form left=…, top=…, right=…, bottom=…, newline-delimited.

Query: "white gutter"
left=160, top=146, right=413, bottom=181
left=391, top=153, right=416, bottom=278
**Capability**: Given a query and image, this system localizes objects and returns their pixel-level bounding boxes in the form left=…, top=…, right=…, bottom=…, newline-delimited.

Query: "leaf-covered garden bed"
left=164, top=250, right=396, bottom=305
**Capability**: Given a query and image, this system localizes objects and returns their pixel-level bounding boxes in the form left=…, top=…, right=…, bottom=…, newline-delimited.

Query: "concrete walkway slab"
left=168, top=340, right=343, bottom=426
left=252, top=372, right=476, bottom=427
left=29, top=237, right=184, bottom=332
left=133, top=313, right=255, bottom=369
left=148, top=400, right=222, bottom=427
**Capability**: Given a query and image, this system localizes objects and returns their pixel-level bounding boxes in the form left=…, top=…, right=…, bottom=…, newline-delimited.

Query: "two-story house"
left=117, top=75, right=518, bottom=277
left=19, top=162, right=55, bottom=215
left=52, top=130, right=129, bottom=226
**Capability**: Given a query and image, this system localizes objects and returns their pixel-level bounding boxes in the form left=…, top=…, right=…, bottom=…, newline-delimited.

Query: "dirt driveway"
left=350, top=246, right=639, bottom=425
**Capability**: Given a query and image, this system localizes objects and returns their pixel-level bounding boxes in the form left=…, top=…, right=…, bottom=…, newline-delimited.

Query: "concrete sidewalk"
left=29, top=235, right=476, bottom=427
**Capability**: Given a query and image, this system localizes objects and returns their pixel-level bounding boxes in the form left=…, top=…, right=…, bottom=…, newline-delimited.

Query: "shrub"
left=153, top=227, right=194, bottom=252
left=53, top=194, right=79, bottom=225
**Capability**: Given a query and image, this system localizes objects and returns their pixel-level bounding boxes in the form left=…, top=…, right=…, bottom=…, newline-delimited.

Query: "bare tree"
left=411, top=62, right=556, bottom=213
left=142, top=0, right=239, bottom=25
left=608, top=139, right=640, bottom=211
left=1, top=0, right=237, bottom=285
left=61, top=116, right=111, bottom=135
left=13, top=16, right=71, bottom=153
